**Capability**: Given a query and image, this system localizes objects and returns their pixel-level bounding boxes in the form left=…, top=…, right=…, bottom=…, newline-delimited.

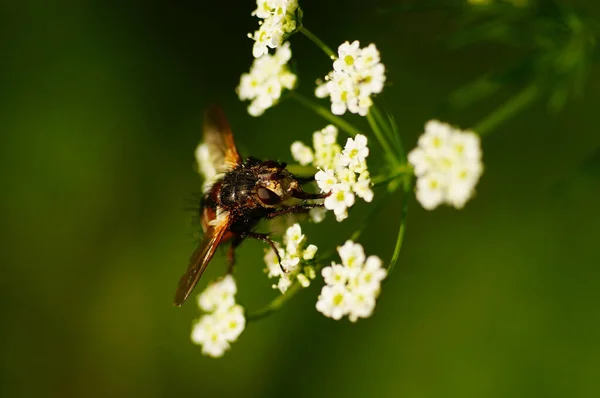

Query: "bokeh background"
left=2, top=0, right=600, bottom=397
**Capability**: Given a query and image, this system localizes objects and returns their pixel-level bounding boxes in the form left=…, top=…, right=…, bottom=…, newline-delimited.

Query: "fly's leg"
left=267, top=203, right=325, bottom=219
left=227, top=235, right=243, bottom=274
left=292, top=191, right=329, bottom=200
left=242, top=232, right=286, bottom=273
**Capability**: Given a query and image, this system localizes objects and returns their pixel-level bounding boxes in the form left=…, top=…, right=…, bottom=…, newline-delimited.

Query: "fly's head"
left=253, top=160, right=302, bottom=208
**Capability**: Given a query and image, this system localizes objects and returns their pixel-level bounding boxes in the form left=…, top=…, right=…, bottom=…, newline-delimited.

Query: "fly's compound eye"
left=257, top=187, right=281, bottom=206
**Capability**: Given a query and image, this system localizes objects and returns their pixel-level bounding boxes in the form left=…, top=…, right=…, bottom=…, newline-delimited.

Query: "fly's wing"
left=203, top=105, right=242, bottom=174
left=174, top=211, right=232, bottom=306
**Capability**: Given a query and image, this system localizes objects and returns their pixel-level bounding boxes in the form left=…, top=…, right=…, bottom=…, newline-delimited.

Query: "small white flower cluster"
left=237, top=42, right=297, bottom=117
left=291, top=125, right=374, bottom=222
left=264, top=223, right=318, bottom=294
left=190, top=276, right=246, bottom=358
left=408, top=120, right=483, bottom=210
left=195, top=143, right=218, bottom=192
left=250, top=0, right=299, bottom=58
left=316, top=241, right=387, bottom=322
left=291, top=124, right=340, bottom=169
left=315, top=41, right=386, bottom=116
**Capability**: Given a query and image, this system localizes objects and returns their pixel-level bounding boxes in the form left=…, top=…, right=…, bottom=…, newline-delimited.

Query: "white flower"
left=450, top=130, right=482, bottom=162
left=191, top=277, right=245, bottom=358
left=322, top=263, right=348, bottom=286
left=264, top=223, right=319, bottom=294
left=237, top=42, right=297, bottom=116
left=249, top=0, right=299, bottom=58
left=281, top=252, right=300, bottom=272
left=340, top=134, right=369, bottom=171
left=333, top=40, right=361, bottom=73
left=316, top=285, right=350, bottom=320
left=195, top=143, right=218, bottom=192
left=347, top=286, right=377, bottom=322
left=447, top=162, right=482, bottom=208
left=357, top=256, right=387, bottom=292
left=290, top=125, right=373, bottom=223
left=285, top=223, right=304, bottom=251
left=316, top=41, right=386, bottom=116
left=335, top=166, right=357, bottom=190
left=317, top=241, right=386, bottom=322
left=312, top=125, right=342, bottom=170
left=337, top=240, right=366, bottom=270
left=353, top=177, right=374, bottom=202
left=327, top=73, right=357, bottom=116
left=297, top=273, right=310, bottom=287
left=217, top=305, right=246, bottom=341
left=309, top=207, right=327, bottom=223
left=315, top=81, right=329, bottom=98
left=275, top=274, right=292, bottom=293
left=264, top=245, right=284, bottom=278
left=356, top=63, right=385, bottom=96
left=408, top=121, right=483, bottom=210
left=355, top=96, right=373, bottom=117
left=253, top=0, right=274, bottom=19
left=324, top=184, right=355, bottom=222
left=191, top=314, right=230, bottom=358
left=197, top=275, right=237, bottom=313
left=407, top=147, right=429, bottom=176
left=303, top=244, right=318, bottom=260
left=314, top=124, right=338, bottom=146
left=355, top=43, right=380, bottom=70
left=315, top=168, right=338, bottom=193
left=419, top=120, right=452, bottom=153
left=415, top=172, right=446, bottom=210
left=291, top=141, right=314, bottom=165
left=251, top=18, right=284, bottom=58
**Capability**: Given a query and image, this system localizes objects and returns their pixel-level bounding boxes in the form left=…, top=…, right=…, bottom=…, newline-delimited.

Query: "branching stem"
left=289, top=91, right=366, bottom=137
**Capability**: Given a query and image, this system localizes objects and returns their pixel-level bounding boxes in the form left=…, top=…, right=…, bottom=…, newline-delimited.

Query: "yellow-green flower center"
left=333, top=293, right=344, bottom=306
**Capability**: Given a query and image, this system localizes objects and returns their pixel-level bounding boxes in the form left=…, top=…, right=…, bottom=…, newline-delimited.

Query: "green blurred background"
left=2, top=0, right=600, bottom=397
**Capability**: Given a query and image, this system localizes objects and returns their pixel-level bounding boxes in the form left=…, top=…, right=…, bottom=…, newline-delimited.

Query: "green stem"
left=299, top=26, right=336, bottom=59
left=472, top=84, right=539, bottom=136
left=246, top=282, right=303, bottom=322
left=372, top=103, right=406, bottom=163
left=367, top=110, right=398, bottom=166
left=290, top=91, right=366, bottom=137
left=371, top=165, right=411, bottom=186
left=386, top=177, right=411, bottom=277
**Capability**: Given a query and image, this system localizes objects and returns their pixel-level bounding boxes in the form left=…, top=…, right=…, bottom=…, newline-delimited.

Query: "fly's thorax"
left=219, top=168, right=258, bottom=208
